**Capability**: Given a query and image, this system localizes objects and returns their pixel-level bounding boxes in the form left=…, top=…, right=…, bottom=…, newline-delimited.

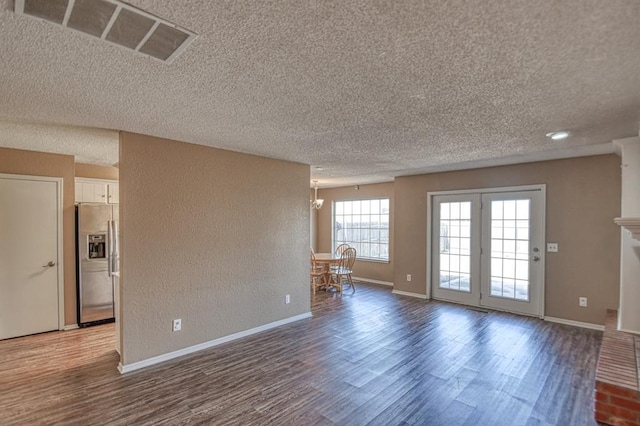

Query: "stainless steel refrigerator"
left=76, top=203, right=119, bottom=326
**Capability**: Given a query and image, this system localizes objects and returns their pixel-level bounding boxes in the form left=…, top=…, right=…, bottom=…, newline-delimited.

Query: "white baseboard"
left=352, top=277, right=393, bottom=287
left=118, top=312, right=313, bottom=374
left=614, top=326, right=640, bottom=335
left=63, top=324, right=79, bottom=331
left=544, top=316, right=604, bottom=331
left=392, top=289, right=428, bottom=299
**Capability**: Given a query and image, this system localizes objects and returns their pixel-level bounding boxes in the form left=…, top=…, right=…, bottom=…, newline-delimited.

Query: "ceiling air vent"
left=15, top=0, right=197, bottom=63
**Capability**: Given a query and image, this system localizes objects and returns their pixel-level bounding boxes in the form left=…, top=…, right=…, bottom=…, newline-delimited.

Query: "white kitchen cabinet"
left=75, top=181, right=106, bottom=203
left=74, top=181, right=84, bottom=202
left=107, top=183, right=119, bottom=204
left=75, top=179, right=118, bottom=204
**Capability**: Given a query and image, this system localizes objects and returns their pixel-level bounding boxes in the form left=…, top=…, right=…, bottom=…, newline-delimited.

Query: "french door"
left=431, top=188, right=544, bottom=316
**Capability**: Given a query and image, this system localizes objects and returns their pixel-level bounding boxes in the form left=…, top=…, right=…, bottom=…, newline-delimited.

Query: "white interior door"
left=431, top=188, right=544, bottom=317
left=0, top=175, right=61, bottom=339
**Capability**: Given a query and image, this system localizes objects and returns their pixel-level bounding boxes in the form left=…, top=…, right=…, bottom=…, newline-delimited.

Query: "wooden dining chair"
left=331, top=243, right=350, bottom=272
left=335, top=243, right=350, bottom=255
left=310, top=249, right=327, bottom=295
left=330, top=247, right=356, bottom=293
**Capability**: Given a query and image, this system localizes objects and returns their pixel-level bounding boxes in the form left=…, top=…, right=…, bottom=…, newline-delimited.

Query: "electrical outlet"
left=547, top=243, right=559, bottom=252
left=579, top=297, right=587, bottom=307
left=407, top=274, right=412, bottom=282
left=285, top=294, right=290, bottom=304
left=172, top=319, right=182, bottom=332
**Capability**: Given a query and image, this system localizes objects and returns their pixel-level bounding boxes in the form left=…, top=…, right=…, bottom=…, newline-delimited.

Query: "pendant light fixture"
left=311, top=180, right=324, bottom=210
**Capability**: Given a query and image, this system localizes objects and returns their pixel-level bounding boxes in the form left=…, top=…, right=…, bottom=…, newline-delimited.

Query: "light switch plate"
left=547, top=243, right=559, bottom=252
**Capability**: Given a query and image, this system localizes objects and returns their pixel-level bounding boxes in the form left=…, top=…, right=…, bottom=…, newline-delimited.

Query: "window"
left=334, top=198, right=390, bottom=261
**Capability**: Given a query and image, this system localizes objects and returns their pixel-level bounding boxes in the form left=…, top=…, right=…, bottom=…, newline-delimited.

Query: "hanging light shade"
left=311, top=181, right=324, bottom=209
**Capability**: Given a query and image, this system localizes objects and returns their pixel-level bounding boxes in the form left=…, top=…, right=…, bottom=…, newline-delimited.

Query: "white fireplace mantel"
left=615, top=217, right=640, bottom=241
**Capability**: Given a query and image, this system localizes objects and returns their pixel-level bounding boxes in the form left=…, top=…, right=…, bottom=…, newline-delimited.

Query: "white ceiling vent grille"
left=15, top=0, right=197, bottom=63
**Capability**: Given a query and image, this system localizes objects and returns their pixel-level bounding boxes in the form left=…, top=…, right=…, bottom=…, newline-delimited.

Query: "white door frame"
left=426, top=184, right=546, bottom=318
left=1, top=173, right=65, bottom=331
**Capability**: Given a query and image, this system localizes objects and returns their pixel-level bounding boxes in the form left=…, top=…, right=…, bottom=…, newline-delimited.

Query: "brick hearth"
left=595, top=309, right=640, bottom=425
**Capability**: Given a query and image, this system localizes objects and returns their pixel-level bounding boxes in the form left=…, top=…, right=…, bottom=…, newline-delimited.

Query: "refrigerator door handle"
left=107, top=220, right=113, bottom=277
left=112, top=220, right=119, bottom=274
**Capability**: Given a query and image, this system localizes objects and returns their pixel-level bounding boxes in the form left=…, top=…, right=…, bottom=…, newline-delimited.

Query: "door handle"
left=42, top=261, right=56, bottom=267
left=532, top=256, right=540, bottom=262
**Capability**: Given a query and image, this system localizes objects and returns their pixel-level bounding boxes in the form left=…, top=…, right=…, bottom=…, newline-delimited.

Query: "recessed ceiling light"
left=546, top=131, right=570, bottom=140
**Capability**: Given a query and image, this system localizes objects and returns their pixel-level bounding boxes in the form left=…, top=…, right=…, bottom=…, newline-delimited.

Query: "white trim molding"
left=353, top=277, right=393, bottom=287
left=118, top=312, right=312, bottom=374
left=75, top=177, right=118, bottom=184
left=618, top=326, right=640, bottom=335
left=544, top=316, right=604, bottom=331
left=392, top=289, right=428, bottom=299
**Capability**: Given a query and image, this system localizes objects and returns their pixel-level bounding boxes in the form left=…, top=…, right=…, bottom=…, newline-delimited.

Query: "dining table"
left=313, top=253, right=341, bottom=288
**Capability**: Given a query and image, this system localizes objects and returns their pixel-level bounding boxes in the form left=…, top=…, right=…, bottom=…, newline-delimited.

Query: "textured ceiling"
left=0, top=118, right=119, bottom=165
left=0, top=0, right=639, bottom=187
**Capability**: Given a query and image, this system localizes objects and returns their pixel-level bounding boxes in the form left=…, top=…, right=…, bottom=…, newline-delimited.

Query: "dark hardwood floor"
left=1, top=282, right=601, bottom=425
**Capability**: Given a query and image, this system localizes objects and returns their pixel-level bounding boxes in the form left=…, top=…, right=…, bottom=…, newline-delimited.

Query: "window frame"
left=332, top=197, right=390, bottom=262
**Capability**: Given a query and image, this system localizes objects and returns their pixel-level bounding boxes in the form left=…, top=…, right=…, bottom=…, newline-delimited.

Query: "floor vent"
left=15, top=0, right=197, bottom=63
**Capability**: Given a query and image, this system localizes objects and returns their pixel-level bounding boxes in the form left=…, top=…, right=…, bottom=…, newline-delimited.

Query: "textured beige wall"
left=0, top=147, right=76, bottom=325
left=119, top=132, right=310, bottom=365
left=316, top=182, right=394, bottom=283
left=394, top=155, right=621, bottom=325
left=75, top=163, right=119, bottom=180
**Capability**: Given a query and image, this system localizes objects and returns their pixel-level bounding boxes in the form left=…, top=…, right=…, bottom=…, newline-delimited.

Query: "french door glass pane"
left=490, top=199, right=530, bottom=301
left=439, top=201, right=471, bottom=292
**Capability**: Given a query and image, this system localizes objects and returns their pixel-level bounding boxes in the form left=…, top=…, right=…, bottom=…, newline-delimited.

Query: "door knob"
left=532, top=256, right=540, bottom=262
left=42, top=261, right=56, bottom=267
